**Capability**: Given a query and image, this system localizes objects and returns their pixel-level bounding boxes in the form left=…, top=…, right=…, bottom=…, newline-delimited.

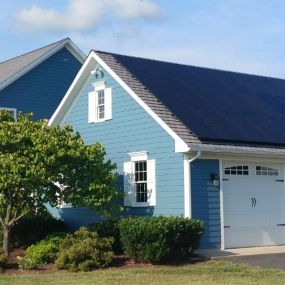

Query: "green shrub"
left=0, top=249, right=7, bottom=269
left=55, top=227, right=113, bottom=271
left=119, top=216, right=204, bottom=264
left=88, top=219, right=122, bottom=253
left=10, top=214, right=67, bottom=248
left=17, top=256, right=40, bottom=270
left=18, top=234, right=65, bottom=270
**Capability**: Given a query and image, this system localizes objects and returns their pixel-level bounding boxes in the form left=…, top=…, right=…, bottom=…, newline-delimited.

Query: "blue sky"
left=1, top=0, right=285, bottom=78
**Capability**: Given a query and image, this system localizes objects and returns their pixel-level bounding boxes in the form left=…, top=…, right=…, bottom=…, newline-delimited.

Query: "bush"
left=18, top=233, right=65, bottom=270
left=55, top=227, right=113, bottom=271
left=88, top=219, right=122, bottom=253
left=0, top=249, right=7, bottom=269
left=10, top=214, right=67, bottom=248
left=119, top=216, right=204, bottom=264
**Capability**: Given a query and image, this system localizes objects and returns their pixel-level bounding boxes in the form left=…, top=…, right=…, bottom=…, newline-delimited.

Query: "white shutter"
left=123, top=161, right=134, bottom=206
left=147, top=159, right=156, bottom=206
left=88, top=91, right=97, bottom=123
left=104, top=87, right=112, bottom=120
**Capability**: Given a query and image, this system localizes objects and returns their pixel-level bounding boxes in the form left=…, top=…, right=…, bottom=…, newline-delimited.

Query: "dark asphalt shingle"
left=95, top=51, right=285, bottom=147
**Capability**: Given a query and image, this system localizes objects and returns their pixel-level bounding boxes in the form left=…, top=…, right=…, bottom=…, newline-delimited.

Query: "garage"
left=223, top=161, right=285, bottom=249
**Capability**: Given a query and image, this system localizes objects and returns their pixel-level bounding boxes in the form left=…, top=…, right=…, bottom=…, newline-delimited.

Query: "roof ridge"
left=0, top=38, right=69, bottom=65
left=94, top=49, right=285, bottom=82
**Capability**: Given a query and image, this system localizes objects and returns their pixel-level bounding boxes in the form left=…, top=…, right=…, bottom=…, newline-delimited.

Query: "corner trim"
left=219, top=159, right=225, bottom=250
left=184, top=154, right=191, bottom=218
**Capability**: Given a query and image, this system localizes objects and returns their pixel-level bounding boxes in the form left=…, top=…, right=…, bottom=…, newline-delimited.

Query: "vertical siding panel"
left=54, top=66, right=185, bottom=228
left=191, top=159, right=221, bottom=248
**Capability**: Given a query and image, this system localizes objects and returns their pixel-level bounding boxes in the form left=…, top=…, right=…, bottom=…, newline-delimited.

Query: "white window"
left=224, top=165, right=249, bottom=175
left=0, top=107, right=17, bottom=121
left=256, top=166, right=279, bottom=176
left=123, top=151, right=156, bottom=207
left=88, top=81, right=112, bottom=123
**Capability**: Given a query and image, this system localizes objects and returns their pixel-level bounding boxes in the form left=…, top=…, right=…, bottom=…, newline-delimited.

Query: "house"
left=49, top=50, right=285, bottom=250
left=0, top=38, right=85, bottom=120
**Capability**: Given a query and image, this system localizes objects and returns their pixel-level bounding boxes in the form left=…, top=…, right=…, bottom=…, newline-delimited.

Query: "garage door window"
left=256, top=166, right=278, bottom=176
left=224, top=165, right=249, bottom=175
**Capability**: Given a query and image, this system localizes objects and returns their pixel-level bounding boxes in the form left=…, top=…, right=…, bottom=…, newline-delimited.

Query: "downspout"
left=184, top=151, right=201, bottom=218
left=188, top=151, right=201, bottom=164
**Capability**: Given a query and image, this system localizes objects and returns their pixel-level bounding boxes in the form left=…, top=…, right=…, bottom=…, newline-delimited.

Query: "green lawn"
left=1, top=260, right=285, bottom=285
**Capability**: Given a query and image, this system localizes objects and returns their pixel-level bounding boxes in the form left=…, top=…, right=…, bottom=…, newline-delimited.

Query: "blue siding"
left=191, top=159, right=221, bottom=248
left=0, top=48, right=81, bottom=120
left=53, top=65, right=185, bottom=228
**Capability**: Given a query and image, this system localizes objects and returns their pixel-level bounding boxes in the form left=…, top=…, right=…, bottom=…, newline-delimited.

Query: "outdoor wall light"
left=91, top=67, right=104, bottom=78
left=210, top=173, right=220, bottom=187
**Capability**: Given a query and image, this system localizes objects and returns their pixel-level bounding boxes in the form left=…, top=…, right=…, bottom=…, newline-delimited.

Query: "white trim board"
left=199, top=152, right=285, bottom=163
left=184, top=154, right=191, bottom=218
left=49, top=55, right=97, bottom=126
left=190, top=144, right=285, bottom=157
left=219, top=159, right=225, bottom=250
left=0, top=38, right=86, bottom=92
left=49, top=51, right=190, bottom=153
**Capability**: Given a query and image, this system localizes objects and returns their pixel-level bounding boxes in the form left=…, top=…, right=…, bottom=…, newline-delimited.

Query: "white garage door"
left=223, top=161, right=285, bottom=248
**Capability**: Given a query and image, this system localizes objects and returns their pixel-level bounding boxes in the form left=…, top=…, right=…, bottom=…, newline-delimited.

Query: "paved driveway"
left=225, top=253, right=285, bottom=270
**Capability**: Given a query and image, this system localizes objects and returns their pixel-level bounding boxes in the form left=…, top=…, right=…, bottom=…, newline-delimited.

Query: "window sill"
left=130, top=203, right=151, bottom=207
left=89, top=118, right=112, bottom=124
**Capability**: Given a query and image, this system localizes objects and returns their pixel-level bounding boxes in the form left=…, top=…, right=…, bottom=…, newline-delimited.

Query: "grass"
left=1, top=260, right=285, bottom=285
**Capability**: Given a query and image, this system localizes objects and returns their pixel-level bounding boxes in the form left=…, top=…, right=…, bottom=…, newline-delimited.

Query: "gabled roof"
left=49, top=50, right=285, bottom=154
left=98, top=51, right=285, bottom=147
left=0, top=38, right=86, bottom=91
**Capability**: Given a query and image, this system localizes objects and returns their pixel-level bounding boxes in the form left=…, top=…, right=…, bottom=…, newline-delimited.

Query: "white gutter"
left=190, top=144, right=285, bottom=157
left=184, top=151, right=201, bottom=218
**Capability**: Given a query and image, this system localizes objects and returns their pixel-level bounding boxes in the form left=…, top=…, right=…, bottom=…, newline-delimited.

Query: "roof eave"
left=189, top=143, right=285, bottom=157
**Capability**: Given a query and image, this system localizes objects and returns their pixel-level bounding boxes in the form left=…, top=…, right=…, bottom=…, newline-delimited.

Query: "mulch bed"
left=1, top=249, right=206, bottom=275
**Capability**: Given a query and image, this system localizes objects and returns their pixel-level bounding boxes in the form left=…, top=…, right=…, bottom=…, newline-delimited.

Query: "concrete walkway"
left=195, top=245, right=285, bottom=259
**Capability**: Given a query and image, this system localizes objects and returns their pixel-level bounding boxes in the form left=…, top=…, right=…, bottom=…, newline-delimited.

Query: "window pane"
left=98, top=105, right=105, bottom=119
left=134, top=161, right=148, bottom=202
left=224, top=165, right=249, bottom=175
left=136, top=183, right=147, bottom=203
left=255, top=166, right=279, bottom=176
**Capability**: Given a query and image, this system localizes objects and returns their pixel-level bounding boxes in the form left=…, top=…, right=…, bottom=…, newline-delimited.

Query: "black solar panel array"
left=112, top=53, right=285, bottom=145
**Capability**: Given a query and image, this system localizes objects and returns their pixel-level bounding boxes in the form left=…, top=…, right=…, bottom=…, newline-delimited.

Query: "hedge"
left=119, top=216, right=204, bottom=264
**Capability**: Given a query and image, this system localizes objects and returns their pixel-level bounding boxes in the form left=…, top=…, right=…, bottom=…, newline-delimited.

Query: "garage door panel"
left=223, top=161, right=285, bottom=248
left=224, top=212, right=253, bottom=227
left=225, top=226, right=285, bottom=248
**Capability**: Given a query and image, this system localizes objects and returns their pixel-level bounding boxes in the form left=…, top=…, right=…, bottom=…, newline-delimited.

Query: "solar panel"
left=112, top=53, right=285, bottom=145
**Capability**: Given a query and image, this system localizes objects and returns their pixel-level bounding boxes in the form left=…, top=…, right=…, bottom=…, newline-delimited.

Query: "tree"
left=0, top=111, right=120, bottom=258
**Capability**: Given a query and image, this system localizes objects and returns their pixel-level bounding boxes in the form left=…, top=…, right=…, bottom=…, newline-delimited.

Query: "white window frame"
left=94, top=82, right=106, bottom=122
left=88, top=81, right=112, bottom=123
left=0, top=107, right=17, bottom=121
left=97, top=89, right=105, bottom=121
left=124, top=151, right=156, bottom=207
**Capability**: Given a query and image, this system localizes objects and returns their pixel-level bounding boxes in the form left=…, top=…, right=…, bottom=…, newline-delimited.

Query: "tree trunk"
left=2, top=225, right=10, bottom=258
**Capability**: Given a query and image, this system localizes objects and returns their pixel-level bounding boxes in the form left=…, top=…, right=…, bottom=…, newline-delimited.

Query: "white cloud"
left=15, top=0, right=103, bottom=32
left=106, top=0, right=163, bottom=20
left=14, top=0, right=163, bottom=33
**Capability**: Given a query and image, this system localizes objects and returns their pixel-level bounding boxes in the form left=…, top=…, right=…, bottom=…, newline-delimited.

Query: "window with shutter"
left=88, top=81, right=112, bottom=123
left=123, top=152, right=156, bottom=207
